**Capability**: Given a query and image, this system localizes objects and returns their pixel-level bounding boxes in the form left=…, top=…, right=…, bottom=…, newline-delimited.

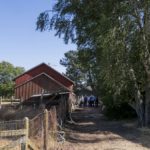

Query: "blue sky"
left=0, top=0, right=76, bottom=73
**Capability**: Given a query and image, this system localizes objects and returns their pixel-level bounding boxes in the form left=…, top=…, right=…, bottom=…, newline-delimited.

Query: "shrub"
left=101, top=93, right=137, bottom=120
left=104, top=102, right=137, bottom=120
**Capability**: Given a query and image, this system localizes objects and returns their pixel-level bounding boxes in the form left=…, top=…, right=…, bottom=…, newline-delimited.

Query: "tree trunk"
left=143, top=0, right=150, bottom=126
left=129, top=69, right=145, bottom=127
left=145, top=78, right=150, bottom=126
left=134, top=90, right=145, bottom=127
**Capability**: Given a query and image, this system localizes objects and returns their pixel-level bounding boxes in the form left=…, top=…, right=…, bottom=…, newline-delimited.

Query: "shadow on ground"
left=64, top=107, right=150, bottom=149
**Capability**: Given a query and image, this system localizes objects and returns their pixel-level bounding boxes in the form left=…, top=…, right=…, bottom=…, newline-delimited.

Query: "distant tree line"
left=0, top=61, right=25, bottom=97
left=37, top=0, right=150, bottom=126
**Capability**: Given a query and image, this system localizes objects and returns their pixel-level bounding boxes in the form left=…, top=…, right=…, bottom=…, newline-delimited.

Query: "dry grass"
left=1, top=106, right=150, bottom=150
left=0, top=138, right=12, bottom=147
left=0, top=105, right=59, bottom=149
left=0, top=106, right=43, bottom=121
left=0, top=138, right=21, bottom=150
left=0, top=106, right=43, bottom=149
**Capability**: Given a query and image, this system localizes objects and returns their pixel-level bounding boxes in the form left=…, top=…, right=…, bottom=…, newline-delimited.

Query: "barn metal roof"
left=15, top=72, right=71, bottom=92
left=13, top=62, right=74, bottom=84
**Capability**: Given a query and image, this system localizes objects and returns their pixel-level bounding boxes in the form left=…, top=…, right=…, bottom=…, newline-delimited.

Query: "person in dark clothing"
left=95, top=96, right=99, bottom=107
left=84, top=96, right=88, bottom=107
left=89, top=95, right=95, bottom=107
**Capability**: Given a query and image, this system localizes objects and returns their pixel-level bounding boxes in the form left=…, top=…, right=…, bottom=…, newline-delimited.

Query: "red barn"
left=14, top=63, right=75, bottom=122
left=14, top=63, right=74, bottom=101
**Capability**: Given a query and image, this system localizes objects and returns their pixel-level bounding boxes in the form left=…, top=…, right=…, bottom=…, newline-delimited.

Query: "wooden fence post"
left=11, top=96, right=13, bottom=105
left=43, top=109, right=48, bottom=150
left=21, top=117, right=29, bottom=150
left=0, top=96, right=2, bottom=109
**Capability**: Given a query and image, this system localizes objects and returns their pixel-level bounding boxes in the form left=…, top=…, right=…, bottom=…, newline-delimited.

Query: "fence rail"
left=0, top=120, right=25, bottom=131
left=0, top=129, right=26, bottom=137
left=0, top=106, right=64, bottom=150
left=29, top=112, right=43, bottom=137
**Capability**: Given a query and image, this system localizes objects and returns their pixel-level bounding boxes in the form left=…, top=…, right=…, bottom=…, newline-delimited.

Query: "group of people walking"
left=79, top=95, right=99, bottom=107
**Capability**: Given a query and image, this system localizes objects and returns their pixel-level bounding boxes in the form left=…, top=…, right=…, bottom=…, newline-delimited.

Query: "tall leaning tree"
left=37, top=0, right=150, bottom=126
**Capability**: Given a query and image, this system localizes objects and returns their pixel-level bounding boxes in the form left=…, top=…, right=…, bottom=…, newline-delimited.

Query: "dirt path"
left=61, top=107, right=150, bottom=150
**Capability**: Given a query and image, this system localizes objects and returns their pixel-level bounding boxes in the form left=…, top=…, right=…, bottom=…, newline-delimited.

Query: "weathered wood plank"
left=0, top=129, right=26, bottom=137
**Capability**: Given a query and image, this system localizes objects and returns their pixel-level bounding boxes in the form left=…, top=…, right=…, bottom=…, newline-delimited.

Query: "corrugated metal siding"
left=15, top=64, right=73, bottom=89
left=15, top=74, right=68, bottom=100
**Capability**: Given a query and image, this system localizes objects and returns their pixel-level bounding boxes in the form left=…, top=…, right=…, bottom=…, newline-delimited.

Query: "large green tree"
left=37, top=0, right=150, bottom=126
left=60, top=49, right=97, bottom=93
left=0, top=61, right=25, bottom=97
left=60, top=50, right=84, bottom=90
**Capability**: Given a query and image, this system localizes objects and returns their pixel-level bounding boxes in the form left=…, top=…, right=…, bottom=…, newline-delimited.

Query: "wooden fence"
left=0, top=106, right=65, bottom=150
left=0, top=96, right=20, bottom=105
left=0, top=118, right=28, bottom=150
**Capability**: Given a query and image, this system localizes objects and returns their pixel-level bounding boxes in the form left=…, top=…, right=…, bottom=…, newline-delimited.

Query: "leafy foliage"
left=0, top=61, right=25, bottom=97
left=37, top=0, right=150, bottom=125
left=60, top=49, right=97, bottom=92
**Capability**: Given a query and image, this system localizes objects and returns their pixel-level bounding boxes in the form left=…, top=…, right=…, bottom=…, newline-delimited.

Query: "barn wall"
left=56, top=94, right=68, bottom=123
left=15, top=64, right=73, bottom=89
left=15, top=74, right=68, bottom=100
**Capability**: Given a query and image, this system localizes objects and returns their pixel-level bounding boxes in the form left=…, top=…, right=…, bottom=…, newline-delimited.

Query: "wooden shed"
left=13, top=63, right=75, bottom=121
left=14, top=63, right=74, bottom=101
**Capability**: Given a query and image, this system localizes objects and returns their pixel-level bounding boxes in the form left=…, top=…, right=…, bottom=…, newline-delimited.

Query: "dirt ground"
left=60, top=107, right=150, bottom=150
left=0, top=138, right=21, bottom=150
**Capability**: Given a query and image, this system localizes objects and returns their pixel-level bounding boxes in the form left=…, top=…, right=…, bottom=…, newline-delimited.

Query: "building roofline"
left=13, top=62, right=74, bottom=84
left=13, top=63, right=44, bottom=81
left=15, top=72, right=71, bottom=92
